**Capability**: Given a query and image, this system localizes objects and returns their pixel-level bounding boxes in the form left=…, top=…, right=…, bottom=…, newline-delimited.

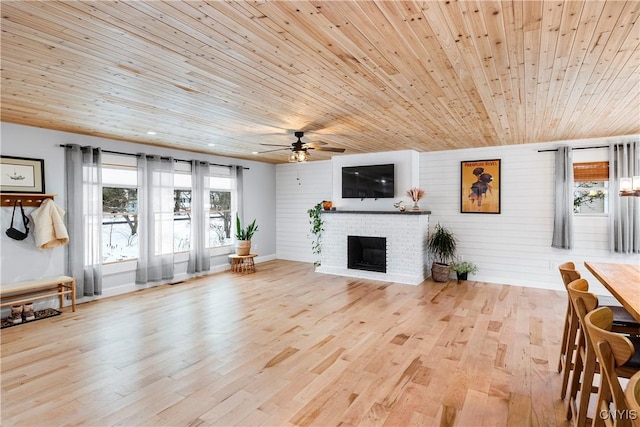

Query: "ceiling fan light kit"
left=289, top=150, right=309, bottom=163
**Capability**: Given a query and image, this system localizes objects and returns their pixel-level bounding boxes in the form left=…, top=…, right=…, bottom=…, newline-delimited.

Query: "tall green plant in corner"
left=307, top=202, right=324, bottom=266
left=427, top=223, right=457, bottom=282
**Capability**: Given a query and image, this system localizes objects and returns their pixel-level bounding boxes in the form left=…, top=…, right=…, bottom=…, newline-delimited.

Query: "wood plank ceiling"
left=1, top=1, right=639, bottom=163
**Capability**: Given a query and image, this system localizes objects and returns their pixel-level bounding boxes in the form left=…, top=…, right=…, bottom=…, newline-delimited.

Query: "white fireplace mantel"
left=316, top=210, right=430, bottom=285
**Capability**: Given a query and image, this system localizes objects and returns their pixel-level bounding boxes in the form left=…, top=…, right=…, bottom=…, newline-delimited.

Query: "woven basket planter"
left=431, top=263, right=451, bottom=282
left=235, top=240, right=251, bottom=256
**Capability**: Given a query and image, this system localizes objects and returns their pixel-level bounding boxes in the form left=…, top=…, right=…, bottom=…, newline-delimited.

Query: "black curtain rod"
left=538, top=145, right=608, bottom=153
left=59, top=144, right=249, bottom=170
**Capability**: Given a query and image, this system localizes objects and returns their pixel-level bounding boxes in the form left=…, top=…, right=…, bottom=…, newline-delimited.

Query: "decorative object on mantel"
left=451, top=260, right=478, bottom=282
left=0, top=156, right=45, bottom=194
left=406, top=188, right=425, bottom=211
left=427, top=223, right=457, bottom=282
left=307, top=202, right=324, bottom=266
left=235, top=214, right=258, bottom=256
left=393, top=200, right=406, bottom=212
left=619, top=176, right=640, bottom=196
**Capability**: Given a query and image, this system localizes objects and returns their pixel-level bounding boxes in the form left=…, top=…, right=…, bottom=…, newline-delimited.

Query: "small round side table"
left=228, top=254, right=257, bottom=274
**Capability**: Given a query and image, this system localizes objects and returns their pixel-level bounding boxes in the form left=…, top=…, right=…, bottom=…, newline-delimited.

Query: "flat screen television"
left=342, top=163, right=395, bottom=199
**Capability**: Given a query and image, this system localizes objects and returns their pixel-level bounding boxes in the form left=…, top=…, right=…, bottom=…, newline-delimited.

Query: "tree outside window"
left=103, top=186, right=138, bottom=262
left=174, top=189, right=192, bottom=252
left=573, top=161, right=608, bottom=215
left=209, top=190, right=232, bottom=247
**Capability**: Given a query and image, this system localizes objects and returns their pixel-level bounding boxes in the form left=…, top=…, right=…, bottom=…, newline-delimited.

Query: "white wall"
left=1, top=125, right=66, bottom=283
left=277, top=135, right=639, bottom=292
left=1, top=123, right=276, bottom=302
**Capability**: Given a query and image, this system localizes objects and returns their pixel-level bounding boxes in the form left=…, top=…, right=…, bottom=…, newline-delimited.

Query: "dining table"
left=584, top=261, right=640, bottom=322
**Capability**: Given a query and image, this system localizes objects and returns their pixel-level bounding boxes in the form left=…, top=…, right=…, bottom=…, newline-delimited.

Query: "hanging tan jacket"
left=30, top=198, right=69, bottom=250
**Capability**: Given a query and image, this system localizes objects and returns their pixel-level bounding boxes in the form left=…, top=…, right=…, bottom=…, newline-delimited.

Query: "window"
left=101, top=157, right=236, bottom=263
left=208, top=167, right=233, bottom=248
left=573, top=161, right=609, bottom=214
left=102, top=154, right=138, bottom=263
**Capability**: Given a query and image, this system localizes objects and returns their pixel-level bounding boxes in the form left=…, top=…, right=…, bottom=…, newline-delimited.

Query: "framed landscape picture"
left=0, top=156, right=45, bottom=193
left=461, top=159, right=500, bottom=214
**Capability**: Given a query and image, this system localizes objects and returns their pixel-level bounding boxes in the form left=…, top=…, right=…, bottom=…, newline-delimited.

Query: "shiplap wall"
left=276, top=161, right=333, bottom=263
left=276, top=136, right=639, bottom=292
left=422, top=144, right=561, bottom=289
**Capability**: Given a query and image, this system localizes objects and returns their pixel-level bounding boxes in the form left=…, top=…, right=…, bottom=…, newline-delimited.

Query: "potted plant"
left=450, top=260, right=478, bottom=282
left=427, top=223, right=457, bottom=282
left=307, top=202, right=324, bottom=266
left=235, top=214, right=258, bottom=255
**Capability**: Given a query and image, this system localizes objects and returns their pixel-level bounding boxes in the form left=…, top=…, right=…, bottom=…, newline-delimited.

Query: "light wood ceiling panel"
left=1, top=1, right=638, bottom=163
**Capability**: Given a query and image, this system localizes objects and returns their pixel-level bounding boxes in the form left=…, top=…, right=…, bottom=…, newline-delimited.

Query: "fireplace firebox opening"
left=347, top=236, right=387, bottom=273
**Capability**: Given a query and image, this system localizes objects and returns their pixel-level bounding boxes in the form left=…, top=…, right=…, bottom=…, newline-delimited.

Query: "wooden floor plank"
left=1, top=260, right=572, bottom=426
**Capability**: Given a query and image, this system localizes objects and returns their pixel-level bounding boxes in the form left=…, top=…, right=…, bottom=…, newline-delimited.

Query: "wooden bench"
left=0, top=276, right=76, bottom=312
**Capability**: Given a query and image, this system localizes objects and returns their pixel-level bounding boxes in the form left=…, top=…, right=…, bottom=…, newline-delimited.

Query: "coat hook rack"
left=1, top=193, right=56, bottom=207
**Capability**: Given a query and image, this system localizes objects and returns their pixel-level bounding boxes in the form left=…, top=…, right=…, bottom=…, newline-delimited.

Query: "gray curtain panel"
left=187, top=160, right=211, bottom=274
left=609, top=140, right=640, bottom=253
left=65, top=144, right=103, bottom=296
left=552, top=146, right=574, bottom=249
left=234, top=165, right=244, bottom=222
left=136, top=154, right=175, bottom=283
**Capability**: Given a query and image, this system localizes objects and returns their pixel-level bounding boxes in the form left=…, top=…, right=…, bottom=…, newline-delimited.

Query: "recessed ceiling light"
left=252, top=151, right=259, bottom=155
left=208, top=143, right=216, bottom=147
left=146, top=131, right=156, bottom=135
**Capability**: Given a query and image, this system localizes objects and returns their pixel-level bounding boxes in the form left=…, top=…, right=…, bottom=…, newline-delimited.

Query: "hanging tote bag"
left=5, top=200, right=30, bottom=240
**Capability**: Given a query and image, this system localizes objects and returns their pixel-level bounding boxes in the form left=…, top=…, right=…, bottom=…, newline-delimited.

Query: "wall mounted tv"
left=342, top=163, right=395, bottom=199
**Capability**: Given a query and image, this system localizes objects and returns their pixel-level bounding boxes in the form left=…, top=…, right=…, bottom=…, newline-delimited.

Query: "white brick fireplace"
left=316, top=211, right=430, bottom=285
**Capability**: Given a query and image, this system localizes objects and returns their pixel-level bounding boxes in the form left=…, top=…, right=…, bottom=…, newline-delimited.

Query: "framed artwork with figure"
left=461, top=159, right=500, bottom=214
left=0, top=155, right=45, bottom=194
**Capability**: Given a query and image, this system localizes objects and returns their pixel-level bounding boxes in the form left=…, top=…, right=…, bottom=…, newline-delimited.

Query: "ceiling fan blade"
left=259, top=143, right=291, bottom=147
left=303, top=140, right=328, bottom=146
left=258, top=147, right=291, bottom=153
left=312, top=147, right=346, bottom=153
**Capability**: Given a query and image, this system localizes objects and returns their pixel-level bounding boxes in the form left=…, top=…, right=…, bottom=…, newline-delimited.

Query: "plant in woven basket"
left=235, top=214, right=258, bottom=255
left=427, top=223, right=457, bottom=282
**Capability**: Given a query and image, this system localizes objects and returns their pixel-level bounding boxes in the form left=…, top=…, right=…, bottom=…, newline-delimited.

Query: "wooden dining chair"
left=556, top=263, right=626, bottom=400
left=584, top=307, right=640, bottom=427
left=625, top=372, right=640, bottom=427
left=566, top=282, right=600, bottom=426
left=566, top=280, right=640, bottom=426
left=559, top=262, right=582, bottom=399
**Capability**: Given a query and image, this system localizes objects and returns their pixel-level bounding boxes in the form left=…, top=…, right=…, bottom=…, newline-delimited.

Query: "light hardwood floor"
left=1, top=260, right=573, bottom=426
